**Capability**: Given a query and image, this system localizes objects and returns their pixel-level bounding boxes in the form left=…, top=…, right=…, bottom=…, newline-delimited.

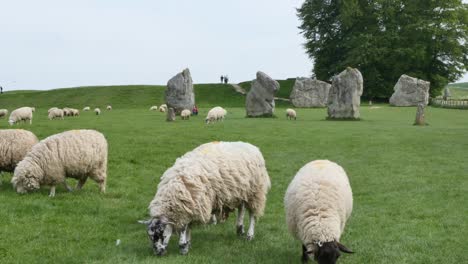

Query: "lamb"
left=145, top=141, right=271, bottom=256
left=106, top=105, right=112, bottom=110
left=48, top=108, right=64, bottom=120
left=180, top=109, right=191, bottom=120
left=8, top=107, right=35, bottom=125
left=11, top=129, right=108, bottom=197
left=94, top=108, right=101, bottom=115
left=83, top=106, right=90, bottom=111
left=150, top=106, right=158, bottom=111
left=205, top=106, right=227, bottom=124
left=286, top=108, right=297, bottom=120
left=0, top=129, right=38, bottom=184
left=284, top=160, right=354, bottom=264
left=0, top=109, right=8, bottom=118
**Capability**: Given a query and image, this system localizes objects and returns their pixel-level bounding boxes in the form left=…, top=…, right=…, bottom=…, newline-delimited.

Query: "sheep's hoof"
left=246, top=234, right=254, bottom=241
left=179, top=242, right=190, bottom=255
left=237, top=225, right=244, bottom=236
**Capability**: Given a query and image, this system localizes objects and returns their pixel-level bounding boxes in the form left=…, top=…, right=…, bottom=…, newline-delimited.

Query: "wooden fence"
left=430, top=98, right=468, bottom=109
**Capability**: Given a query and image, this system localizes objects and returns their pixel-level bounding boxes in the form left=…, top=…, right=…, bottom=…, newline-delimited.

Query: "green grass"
left=0, top=85, right=467, bottom=263
left=445, top=83, right=468, bottom=99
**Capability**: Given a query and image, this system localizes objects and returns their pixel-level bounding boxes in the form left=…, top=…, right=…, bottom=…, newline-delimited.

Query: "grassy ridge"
left=238, top=78, right=297, bottom=99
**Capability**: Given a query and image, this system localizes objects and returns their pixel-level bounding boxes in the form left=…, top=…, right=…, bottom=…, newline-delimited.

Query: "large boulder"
left=389, top=75, right=430, bottom=106
left=246, top=71, right=280, bottom=117
left=290, top=78, right=331, bottom=108
left=165, top=68, right=195, bottom=113
left=327, top=67, right=363, bottom=119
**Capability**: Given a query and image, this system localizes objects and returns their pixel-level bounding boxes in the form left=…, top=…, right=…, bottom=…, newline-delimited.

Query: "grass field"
left=447, top=82, right=468, bottom=99
left=0, top=85, right=467, bottom=263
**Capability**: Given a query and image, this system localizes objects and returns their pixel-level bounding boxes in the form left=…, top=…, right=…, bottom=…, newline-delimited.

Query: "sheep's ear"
left=337, top=242, right=354, bottom=254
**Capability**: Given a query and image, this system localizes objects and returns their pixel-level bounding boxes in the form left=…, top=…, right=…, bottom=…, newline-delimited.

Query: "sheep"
left=286, top=108, right=297, bottom=120
left=8, top=107, right=35, bottom=125
left=83, top=106, right=90, bottom=111
left=150, top=106, right=158, bottom=111
left=159, top=104, right=167, bottom=113
left=0, top=129, right=38, bottom=184
left=94, top=108, right=101, bottom=115
left=284, top=160, right=354, bottom=264
left=70, top=108, right=80, bottom=116
left=11, top=129, right=108, bottom=197
left=205, top=106, right=227, bottom=124
left=180, top=109, right=191, bottom=120
left=106, top=105, right=112, bottom=110
left=48, top=107, right=58, bottom=114
left=145, top=141, right=271, bottom=256
left=48, top=108, right=64, bottom=120
left=0, top=109, right=8, bottom=118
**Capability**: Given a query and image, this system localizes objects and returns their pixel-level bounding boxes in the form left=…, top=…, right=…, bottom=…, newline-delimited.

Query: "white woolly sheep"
left=180, top=109, right=191, bottom=120
left=286, top=108, right=297, bottom=120
left=145, top=141, right=271, bottom=256
left=48, top=107, right=58, bottom=114
left=106, top=105, right=112, bottom=110
left=11, top=129, right=108, bottom=197
left=0, top=129, right=38, bottom=184
left=83, top=106, right=90, bottom=111
left=8, top=107, right=35, bottom=125
left=150, top=106, right=158, bottom=111
left=70, top=108, right=80, bottom=116
left=284, top=160, right=354, bottom=264
left=48, top=108, right=64, bottom=120
left=0, top=109, right=8, bottom=118
left=159, top=104, right=167, bottom=112
left=205, top=106, right=227, bottom=124
left=94, top=108, right=101, bottom=115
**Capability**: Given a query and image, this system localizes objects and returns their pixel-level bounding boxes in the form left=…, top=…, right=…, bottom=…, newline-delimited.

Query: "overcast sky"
left=0, top=0, right=466, bottom=91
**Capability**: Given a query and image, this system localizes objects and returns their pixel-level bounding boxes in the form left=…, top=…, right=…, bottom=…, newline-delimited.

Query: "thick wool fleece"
left=149, top=141, right=271, bottom=228
left=285, top=160, right=353, bottom=245
left=0, top=129, right=38, bottom=172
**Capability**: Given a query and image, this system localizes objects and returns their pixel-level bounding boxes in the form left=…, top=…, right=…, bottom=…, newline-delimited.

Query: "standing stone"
left=389, top=75, right=430, bottom=106
left=443, top=87, right=451, bottom=100
left=246, top=71, right=280, bottom=117
left=166, top=107, right=176, bottom=122
left=165, top=68, right=195, bottom=114
left=290, top=78, right=331, bottom=108
left=327, top=67, right=363, bottom=119
left=414, top=103, right=426, bottom=126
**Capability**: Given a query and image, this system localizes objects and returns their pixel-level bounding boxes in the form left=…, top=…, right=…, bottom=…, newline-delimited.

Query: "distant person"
left=0, top=86, right=3, bottom=94
left=224, top=75, right=229, bottom=84
left=192, top=105, right=199, bottom=116
left=220, top=75, right=224, bottom=83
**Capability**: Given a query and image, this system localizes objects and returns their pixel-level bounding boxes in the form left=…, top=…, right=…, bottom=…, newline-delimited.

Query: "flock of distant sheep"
left=0, top=105, right=350, bottom=264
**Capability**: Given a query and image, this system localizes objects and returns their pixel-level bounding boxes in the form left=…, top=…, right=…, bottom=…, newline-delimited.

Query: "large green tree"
left=298, top=0, right=468, bottom=99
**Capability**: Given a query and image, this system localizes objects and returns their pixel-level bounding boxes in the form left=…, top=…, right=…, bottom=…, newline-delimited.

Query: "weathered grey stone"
left=166, top=107, right=176, bottom=122
left=414, top=103, right=426, bottom=126
left=246, top=71, right=280, bottom=117
left=327, top=67, right=363, bottom=119
left=443, top=87, right=451, bottom=100
left=290, top=78, right=331, bottom=108
left=389, top=75, right=430, bottom=106
left=165, top=68, right=195, bottom=114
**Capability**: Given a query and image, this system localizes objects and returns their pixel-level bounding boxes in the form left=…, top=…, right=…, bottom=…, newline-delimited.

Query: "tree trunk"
left=414, top=103, right=426, bottom=126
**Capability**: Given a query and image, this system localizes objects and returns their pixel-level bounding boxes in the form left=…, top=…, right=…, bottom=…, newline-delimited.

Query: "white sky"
left=0, top=0, right=466, bottom=91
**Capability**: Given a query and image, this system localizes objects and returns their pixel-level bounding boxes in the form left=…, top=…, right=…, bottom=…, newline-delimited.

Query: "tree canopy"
left=298, top=0, right=468, bottom=99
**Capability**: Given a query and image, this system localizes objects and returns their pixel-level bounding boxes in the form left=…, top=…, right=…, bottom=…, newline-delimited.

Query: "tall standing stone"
left=246, top=71, right=280, bottom=117
left=166, top=107, right=176, bottom=122
left=389, top=75, right=430, bottom=106
left=327, top=67, right=363, bottom=119
left=165, top=68, right=195, bottom=114
left=443, top=87, right=451, bottom=100
left=290, top=78, right=331, bottom=108
left=414, top=103, right=426, bottom=126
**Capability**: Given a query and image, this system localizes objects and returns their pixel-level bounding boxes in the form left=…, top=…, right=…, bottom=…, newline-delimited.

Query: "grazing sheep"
left=205, top=106, right=227, bottom=124
left=150, top=106, right=158, bottom=111
left=0, top=109, right=8, bottom=118
left=83, top=106, right=90, bottom=111
left=8, top=107, right=35, bottom=125
left=145, top=141, right=271, bottom=256
left=70, top=108, right=80, bottom=116
left=0, top=129, right=38, bottom=184
left=106, top=105, right=112, bottom=110
left=159, top=104, right=167, bottom=113
left=180, top=109, right=191, bottom=120
left=286, top=108, right=297, bottom=120
left=285, top=160, right=354, bottom=264
left=48, top=107, right=58, bottom=114
left=94, top=108, right=101, bottom=115
left=62, top=107, right=71, bottom=116
left=11, top=129, right=108, bottom=197
left=48, top=108, right=64, bottom=120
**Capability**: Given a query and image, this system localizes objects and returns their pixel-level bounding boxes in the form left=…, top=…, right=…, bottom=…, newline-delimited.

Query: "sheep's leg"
left=49, top=186, right=56, bottom=197
left=236, top=203, right=245, bottom=236
left=210, top=214, right=217, bottom=225
left=179, top=225, right=191, bottom=255
left=76, top=177, right=88, bottom=190
left=302, top=244, right=309, bottom=263
left=98, top=178, right=106, bottom=193
left=246, top=210, right=255, bottom=241
left=64, top=181, right=73, bottom=192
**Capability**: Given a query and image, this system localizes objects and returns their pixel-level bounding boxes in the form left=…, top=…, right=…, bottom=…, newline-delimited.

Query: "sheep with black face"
left=285, top=160, right=354, bottom=264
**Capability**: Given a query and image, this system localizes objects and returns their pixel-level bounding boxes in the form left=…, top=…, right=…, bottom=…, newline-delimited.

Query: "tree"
left=298, top=0, right=468, bottom=99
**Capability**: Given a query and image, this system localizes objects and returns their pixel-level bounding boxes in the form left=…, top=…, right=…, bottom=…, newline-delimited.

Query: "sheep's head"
left=8, top=119, right=14, bottom=126
left=147, top=217, right=173, bottom=256
left=11, top=166, right=40, bottom=194
left=307, top=241, right=353, bottom=264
